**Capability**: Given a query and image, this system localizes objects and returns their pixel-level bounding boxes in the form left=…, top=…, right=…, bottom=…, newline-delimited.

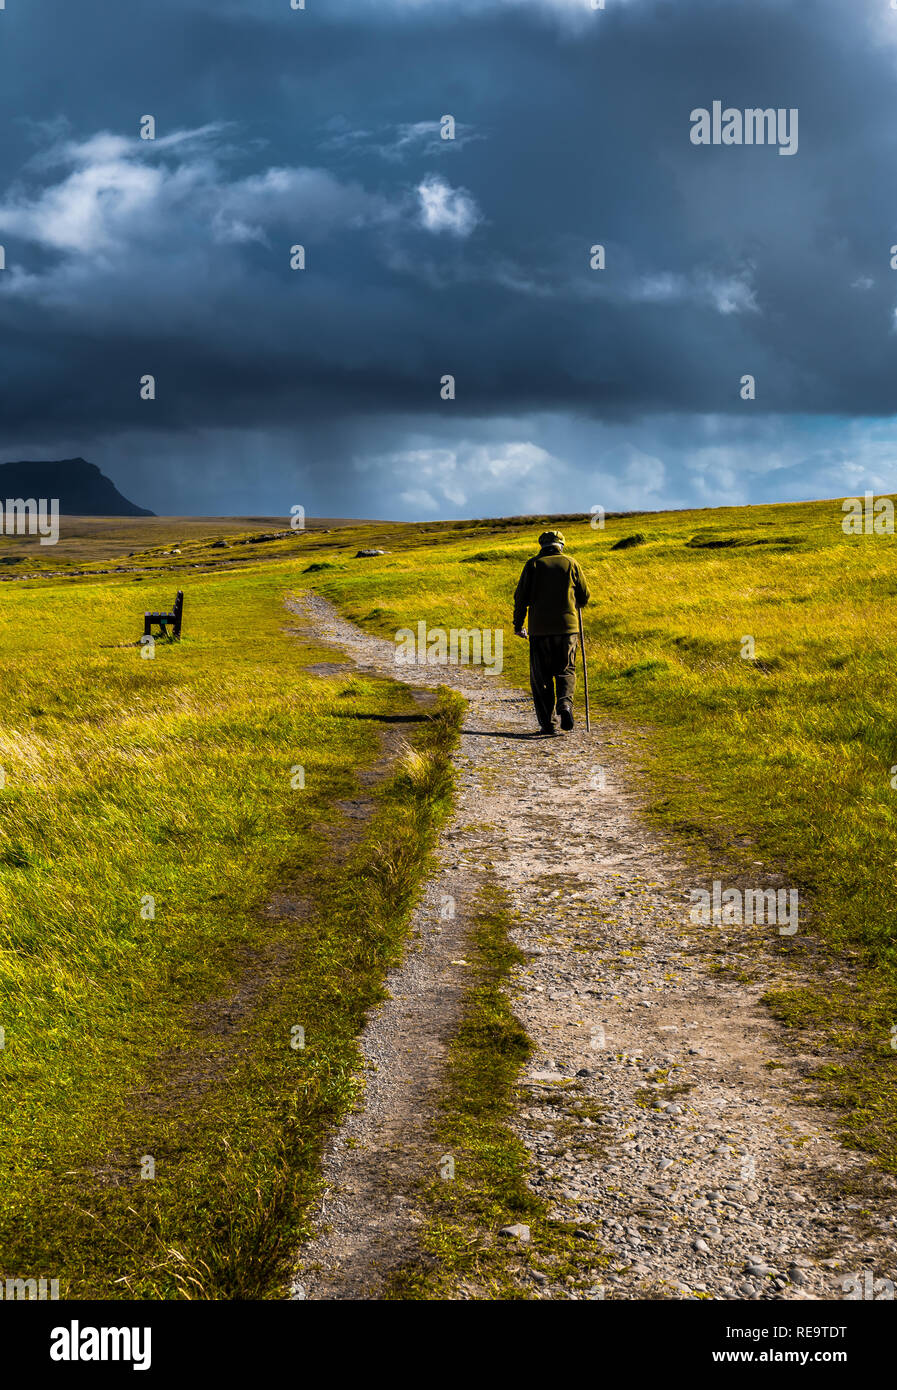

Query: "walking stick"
left=577, top=606, right=591, bottom=733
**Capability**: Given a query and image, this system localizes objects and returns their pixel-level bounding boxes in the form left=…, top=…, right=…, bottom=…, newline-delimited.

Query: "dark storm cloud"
left=2, top=0, right=897, bottom=515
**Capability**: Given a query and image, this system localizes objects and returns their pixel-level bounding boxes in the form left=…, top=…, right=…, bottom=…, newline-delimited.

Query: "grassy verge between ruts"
left=384, top=885, right=609, bottom=1300
left=0, top=559, right=462, bottom=1296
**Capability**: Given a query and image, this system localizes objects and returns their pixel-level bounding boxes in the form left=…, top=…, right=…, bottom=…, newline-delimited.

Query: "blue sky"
left=2, top=0, right=897, bottom=517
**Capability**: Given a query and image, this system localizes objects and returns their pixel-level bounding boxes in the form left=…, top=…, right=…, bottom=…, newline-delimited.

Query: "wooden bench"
left=144, top=590, right=183, bottom=641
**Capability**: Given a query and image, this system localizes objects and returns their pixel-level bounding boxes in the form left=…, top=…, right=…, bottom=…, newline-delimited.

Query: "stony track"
left=289, top=591, right=897, bottom=1301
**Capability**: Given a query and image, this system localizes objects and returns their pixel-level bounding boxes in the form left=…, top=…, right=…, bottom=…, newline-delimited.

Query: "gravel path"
left=289, top=591, right=897, bottom=1301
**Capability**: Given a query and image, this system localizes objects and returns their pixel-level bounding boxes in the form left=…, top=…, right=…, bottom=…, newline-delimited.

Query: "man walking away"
left=513, top=529, right=591, bottom=735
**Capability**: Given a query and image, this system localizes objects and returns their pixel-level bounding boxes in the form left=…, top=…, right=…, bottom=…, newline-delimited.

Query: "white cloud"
left=214, top=166, right=396, bottom=244
left=471, top=441, right=549, bottom=479
left=634, top=269, right=758, bottom=315
left=0, top=156, right=164, bottom=254
left=706, top=275, right=758, bottom=316
left=385, top=120, right=482, bottom=159
left=320, top=118, right=483, bottom=163
left=585, top=443, right=667, bottom=510
left=416, top=174, right=481, bottom=237
left=0, top=126, right=403, bottom=275
left=364, top=439, right=558, bottom=512
left=399, top=487, right=439, bottom=510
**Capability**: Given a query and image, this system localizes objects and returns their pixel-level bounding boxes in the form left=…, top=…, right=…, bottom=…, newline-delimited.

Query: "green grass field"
left=3, top=491, right=897, bottom=1297
left=0, top=558, right=460, bottom=1296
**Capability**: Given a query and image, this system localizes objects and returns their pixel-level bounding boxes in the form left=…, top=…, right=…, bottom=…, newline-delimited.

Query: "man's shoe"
left=539, top=723, right=560, bottom=736
left=558, top=700, right=574, bottom=731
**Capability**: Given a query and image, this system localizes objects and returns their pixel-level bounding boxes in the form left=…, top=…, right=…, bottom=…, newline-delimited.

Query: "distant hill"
left=0, top=458, right=154, bottom=516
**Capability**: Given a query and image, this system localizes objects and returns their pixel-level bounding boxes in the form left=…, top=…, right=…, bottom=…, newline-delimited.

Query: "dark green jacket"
left=513, top=548, right=591, bottom=636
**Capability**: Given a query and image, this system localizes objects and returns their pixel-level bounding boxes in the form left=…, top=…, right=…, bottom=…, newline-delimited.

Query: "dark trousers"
left=529, top=633, right=578, bottom=729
